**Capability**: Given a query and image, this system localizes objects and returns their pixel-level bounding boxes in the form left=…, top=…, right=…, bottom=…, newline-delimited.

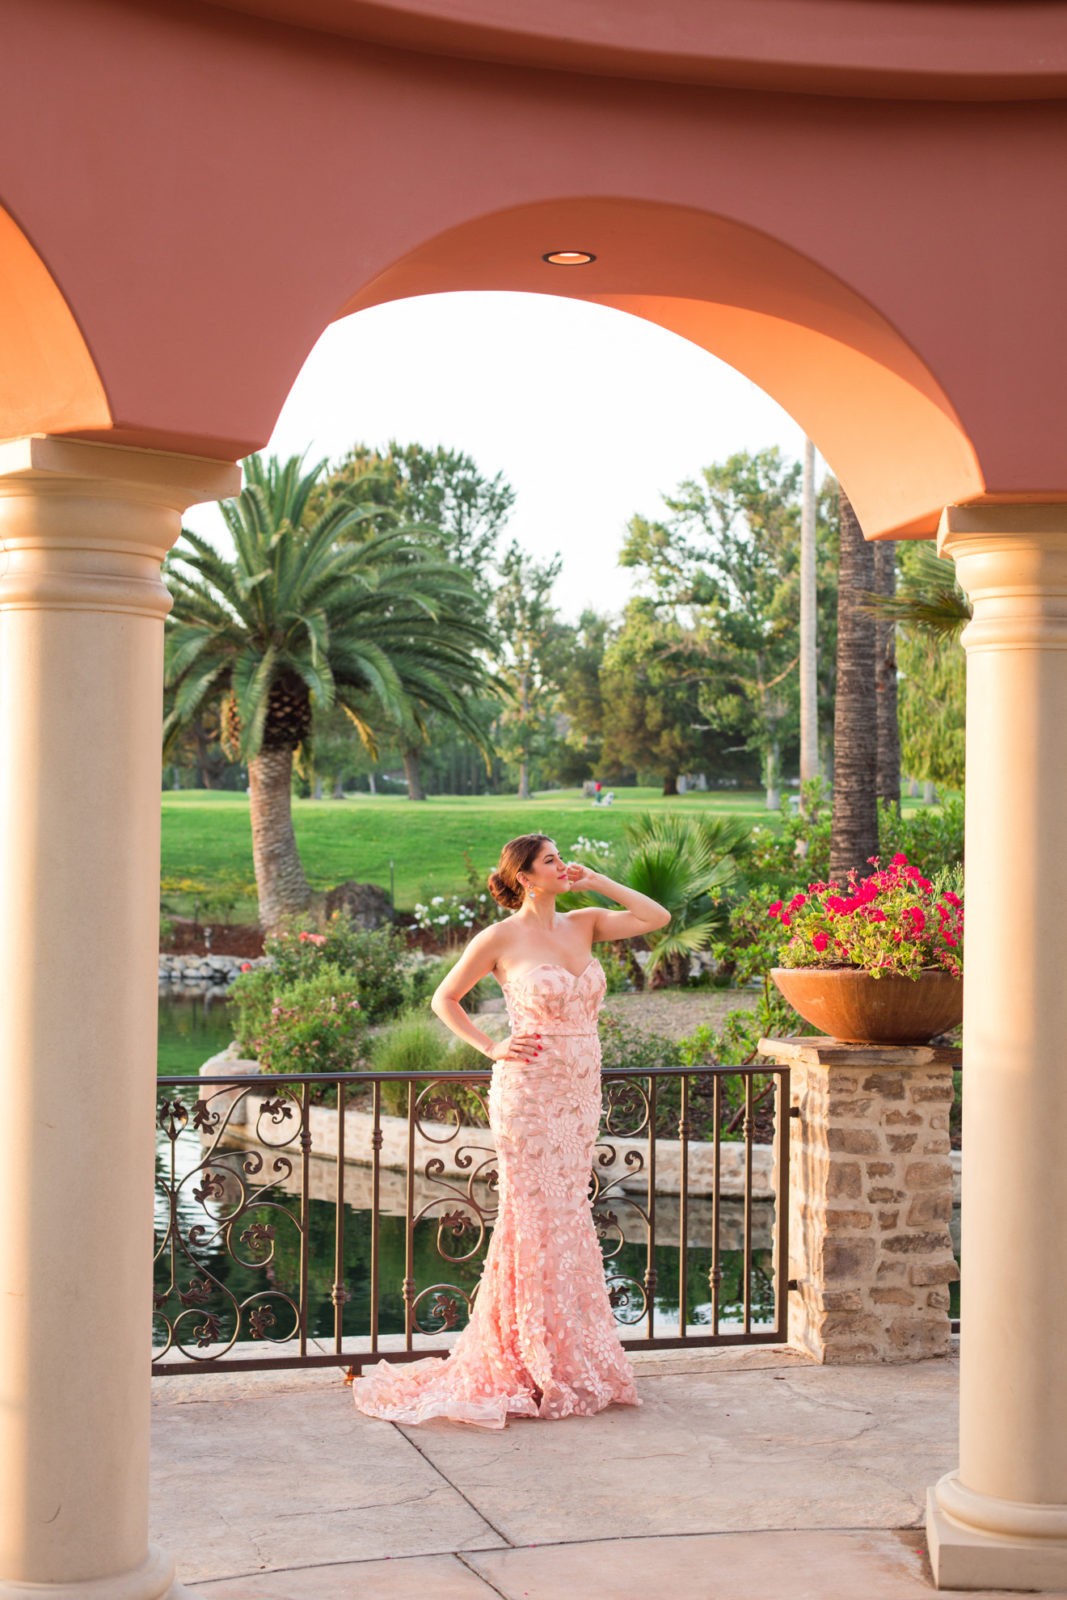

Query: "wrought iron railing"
left=153, top=1063, right=791, bottom=1375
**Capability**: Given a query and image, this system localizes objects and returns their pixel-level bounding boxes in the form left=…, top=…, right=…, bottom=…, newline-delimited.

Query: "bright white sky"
left=183, top=291, right=810, bottom=622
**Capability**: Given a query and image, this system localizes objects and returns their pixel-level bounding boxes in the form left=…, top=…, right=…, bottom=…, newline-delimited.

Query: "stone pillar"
left=760, top=1036, right=959, bottom=1364
left=926, top=506, right=1067, bottom=1591
left=0, top=438, right=238, bottom=1600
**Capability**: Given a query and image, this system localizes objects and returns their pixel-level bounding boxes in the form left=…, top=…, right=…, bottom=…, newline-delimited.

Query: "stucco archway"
left=2, top=2, right=1067, bottom=1595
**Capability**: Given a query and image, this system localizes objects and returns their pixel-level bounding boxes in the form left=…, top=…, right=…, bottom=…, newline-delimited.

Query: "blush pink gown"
left=351, top=957, right=640, bottom=1428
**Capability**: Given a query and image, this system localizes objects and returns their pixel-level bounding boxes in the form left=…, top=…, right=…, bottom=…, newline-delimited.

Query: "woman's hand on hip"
left=488, top=1032, right=542, bottom=1063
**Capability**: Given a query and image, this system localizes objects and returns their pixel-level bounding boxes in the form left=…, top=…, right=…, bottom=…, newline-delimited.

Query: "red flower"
left=768, top=901, right=783, bottom=919
left=789, top=893, right=808, bottom=911
left=943, top=891, right=962, bottom=908
left=240, top=961, right=252, bottom=973
left=812, top=931, right=829, bottom=952
left=891, top=852, right=909, bottom=867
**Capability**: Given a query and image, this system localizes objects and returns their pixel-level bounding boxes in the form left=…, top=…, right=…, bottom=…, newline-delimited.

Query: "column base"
left=927, top=1473, right=1067, bottom=1590
left=0, top=1545, right=182, bottom=1600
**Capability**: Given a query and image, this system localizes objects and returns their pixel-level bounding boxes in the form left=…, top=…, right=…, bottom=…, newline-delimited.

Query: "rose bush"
left=769, top=854, right=963, bottom=980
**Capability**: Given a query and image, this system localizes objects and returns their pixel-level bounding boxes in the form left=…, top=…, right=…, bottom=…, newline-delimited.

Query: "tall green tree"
left=163, top=453, right=490, bottom=926
left=599, top=600, right=713, bottom=794
left=868, top=542, right=968, bottom=792
left=545, top=608, right=615, bottom=783
left=315, top=441, right=514, bottom=591
left=492, top=541, right=563, bottom=799
left=314, top=442, right=511, bottom=797
left=621, top=448, right=812, bottom=805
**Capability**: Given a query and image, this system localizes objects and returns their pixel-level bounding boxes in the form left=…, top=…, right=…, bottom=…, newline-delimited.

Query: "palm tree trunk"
left=248, top=745, right=312, bottom=929
left=402, top=746, right=426, bottom=802
left=873, top=539, right=901, bottom=812
left=830, top=490, right=879, bottom=878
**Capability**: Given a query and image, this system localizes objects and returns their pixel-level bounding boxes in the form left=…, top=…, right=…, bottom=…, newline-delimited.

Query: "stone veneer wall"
left=761, top=1036, right=960, bottom=1364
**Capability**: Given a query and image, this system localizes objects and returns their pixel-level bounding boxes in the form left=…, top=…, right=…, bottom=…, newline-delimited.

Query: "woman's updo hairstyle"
left=487, top=833, right=551, bottom=911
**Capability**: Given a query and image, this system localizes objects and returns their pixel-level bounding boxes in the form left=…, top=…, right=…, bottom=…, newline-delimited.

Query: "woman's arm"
left=430, top=928, right=540, bottom=1063
left=565, top=867, right=671, bottom=942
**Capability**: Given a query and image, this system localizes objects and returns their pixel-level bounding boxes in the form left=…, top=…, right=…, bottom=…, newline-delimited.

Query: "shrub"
left=618, top=812, right=747, bottom=985
left=230, top=965, right=278, bottom=1054
left=745, top=779, right=832, bottom=887
left=596, top=943, right=640, bottom=994
left=598, top=1015, right=682, bottom=1074
left=877, top=795, right=964, bottom=880
left=266, top=914, right=409, bottom=1022
left=368, top=1013, right=488, bottom=1124
left=404, top=952, right=496, bottom=1014
left=248, top=966, right=365, bottom=1076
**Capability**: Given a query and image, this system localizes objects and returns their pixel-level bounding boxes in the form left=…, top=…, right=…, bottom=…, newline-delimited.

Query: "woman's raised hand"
left=488, top=1032, right=542, bottom=1063
left=562, top=860, right=600, bottom=893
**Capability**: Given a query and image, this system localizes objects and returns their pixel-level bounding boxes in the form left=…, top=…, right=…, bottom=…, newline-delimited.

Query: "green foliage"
left=229, top=966, right=278, bottom=1054
left=544, top=609, right=616, bottom=783
left=620, top=811, right=748, bottom=980
left=163, top=451, right=492, bottom=767
left=898, top=630, right=966, bottom=790
left=598, top=598, right=713, bottom=789
left=313, top=441, right=515, bottom=598
left=619, top=449, right=840, bottom=798
left=367, top=1013, right=489, bottom=1125
left=712, top=889, right=790, bottom=985
left=246, top=966, right=366, bottom=1075
left=265, top=915, right=410, bottom=1022
left=744, top=778, right=833, bottom=887
left=491, top=541, right=566, bottom=793
left=877, top=795, right=964, bottom=880
left=598, top=1015, right=682, bottom=1073
left=867, top=543, right=968, bottom=791
left=402, top=950, right=495, bottom=1012
left=595, top=942, right=640, bottom=994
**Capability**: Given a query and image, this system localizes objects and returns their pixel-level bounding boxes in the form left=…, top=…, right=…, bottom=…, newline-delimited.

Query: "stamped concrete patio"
left=151, top=1340, right=1061, bottom=1599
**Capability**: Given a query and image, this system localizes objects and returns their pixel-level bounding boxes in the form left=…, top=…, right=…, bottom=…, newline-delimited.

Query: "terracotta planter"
left=769, top=966, right=963, bottom=1045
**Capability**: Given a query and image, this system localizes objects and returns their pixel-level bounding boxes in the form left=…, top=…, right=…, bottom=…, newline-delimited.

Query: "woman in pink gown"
left=351, top=833, right=671, bottom=1428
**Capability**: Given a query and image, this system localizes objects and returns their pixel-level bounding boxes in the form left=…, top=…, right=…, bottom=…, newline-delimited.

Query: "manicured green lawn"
left=160, top=787, right=778, bottom=916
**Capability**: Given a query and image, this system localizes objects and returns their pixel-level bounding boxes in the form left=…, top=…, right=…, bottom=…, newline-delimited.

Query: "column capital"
left=0, top=436, right=240, bottom=619
left=938, top=502, right=1067, bottom=654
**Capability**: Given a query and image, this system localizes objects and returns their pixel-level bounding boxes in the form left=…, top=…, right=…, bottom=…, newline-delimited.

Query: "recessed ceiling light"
left=542, top=250, right=596, bottom=266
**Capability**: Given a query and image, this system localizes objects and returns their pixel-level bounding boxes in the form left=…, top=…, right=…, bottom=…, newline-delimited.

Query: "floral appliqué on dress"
left=351, top=958, right=640, bottom=1428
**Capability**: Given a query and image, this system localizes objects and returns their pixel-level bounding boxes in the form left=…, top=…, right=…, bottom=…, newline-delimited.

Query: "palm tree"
left=621, top=812, right=749, bottom=985
left=829, top=488, right=878, bottom=878
left=862, top=541, right=971, bottom=640
left=164, top=453, right=492, bottom=928
left=872, top=540, right=901, bottom=812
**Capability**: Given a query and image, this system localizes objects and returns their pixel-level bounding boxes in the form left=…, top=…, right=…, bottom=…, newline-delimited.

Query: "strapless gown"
left=351, top=957, right=640, bottom=1428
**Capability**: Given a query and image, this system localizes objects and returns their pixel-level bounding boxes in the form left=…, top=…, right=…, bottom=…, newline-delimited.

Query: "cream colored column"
left=927, top=505, right=1067, bottom=1590
left=0, top=438, right=238, bottom=1600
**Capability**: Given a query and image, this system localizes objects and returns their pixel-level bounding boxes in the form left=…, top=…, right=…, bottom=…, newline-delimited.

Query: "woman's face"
left=521, top=840, right=570, bottom=898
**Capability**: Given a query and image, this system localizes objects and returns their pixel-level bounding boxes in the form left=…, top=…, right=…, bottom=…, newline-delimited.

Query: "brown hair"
left=487, top=834, right=551, bottom=911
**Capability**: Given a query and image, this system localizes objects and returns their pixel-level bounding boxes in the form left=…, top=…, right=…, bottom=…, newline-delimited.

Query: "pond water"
left=158, top=989, right=235, bottom=1075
